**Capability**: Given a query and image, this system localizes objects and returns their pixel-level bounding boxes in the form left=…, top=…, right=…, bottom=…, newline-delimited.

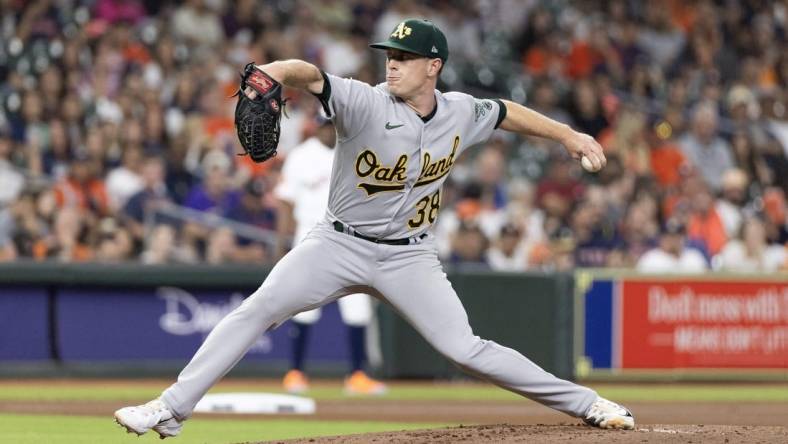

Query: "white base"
left=194, top=392, right=316, bottom=415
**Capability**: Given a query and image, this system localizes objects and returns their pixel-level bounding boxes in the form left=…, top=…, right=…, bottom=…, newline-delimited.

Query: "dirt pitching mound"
left=268, top=423, right=788, bottom=444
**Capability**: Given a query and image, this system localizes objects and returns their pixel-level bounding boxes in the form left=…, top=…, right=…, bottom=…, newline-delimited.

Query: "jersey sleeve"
left=313, top=71, right=379, bottom=141
left=463, top=96, right=507, bottom=149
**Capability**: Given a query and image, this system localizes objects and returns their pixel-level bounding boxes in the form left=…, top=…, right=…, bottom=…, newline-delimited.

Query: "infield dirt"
left=276, top=423, right=787, bottom=444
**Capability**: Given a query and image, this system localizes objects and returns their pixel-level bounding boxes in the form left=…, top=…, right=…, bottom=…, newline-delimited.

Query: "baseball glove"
left=234, top=62, right=284, bottom=163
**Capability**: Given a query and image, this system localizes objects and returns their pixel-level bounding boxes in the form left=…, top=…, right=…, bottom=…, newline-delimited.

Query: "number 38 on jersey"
left=408, top=189, right=440, bottom=229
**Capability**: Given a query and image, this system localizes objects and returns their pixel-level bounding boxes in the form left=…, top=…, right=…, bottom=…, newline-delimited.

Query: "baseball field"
left=1, top=378, right=786, bottom=443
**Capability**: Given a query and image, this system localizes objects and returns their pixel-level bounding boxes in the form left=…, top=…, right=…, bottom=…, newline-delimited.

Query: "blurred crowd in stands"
left=0, top=0, right=786, bottom=272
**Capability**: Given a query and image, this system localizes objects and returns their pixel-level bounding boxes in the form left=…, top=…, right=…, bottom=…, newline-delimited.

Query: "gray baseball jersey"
left=160, top=71, right=598, bottom=422
left=322, top=72, right=502, bottom=239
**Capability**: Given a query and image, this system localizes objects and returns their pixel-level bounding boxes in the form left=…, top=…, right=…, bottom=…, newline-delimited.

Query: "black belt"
left=333, top=221, right=427, bottom=246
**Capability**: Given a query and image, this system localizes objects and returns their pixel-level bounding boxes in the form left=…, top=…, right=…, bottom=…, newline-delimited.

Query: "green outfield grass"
left=1, top=381, right=787, bottom=402
left=0, top=414, right=445, bottom=444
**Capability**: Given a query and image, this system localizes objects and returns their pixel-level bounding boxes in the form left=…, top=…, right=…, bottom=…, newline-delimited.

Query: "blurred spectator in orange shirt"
left=565, top=21, right=622, bottom=81
left=687, top=185, right=727, bottom=257
left=528, top=234, right=576, bottom=272
left=523, top=32, right=566, bottom=78
left=518, top=8, right=558, bottom=76
left=762, top=187, right=788, bottom=245
left=53, top=152, right=110, bottom=217
left=647, top=116, right=688, bottom=189
left=33, top=207, right=94, bottom=262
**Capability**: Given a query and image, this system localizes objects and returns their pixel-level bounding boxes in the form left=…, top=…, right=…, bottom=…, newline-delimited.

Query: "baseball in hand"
left=581, top=156, right=600, bottom=172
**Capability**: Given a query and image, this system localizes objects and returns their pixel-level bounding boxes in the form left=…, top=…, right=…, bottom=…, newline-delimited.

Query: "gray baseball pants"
left=161, top=220, right=597, bottom=419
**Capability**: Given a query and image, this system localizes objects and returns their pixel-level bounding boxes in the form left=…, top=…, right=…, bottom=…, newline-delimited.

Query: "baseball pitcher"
left=115, top=19, right=634, bottom=439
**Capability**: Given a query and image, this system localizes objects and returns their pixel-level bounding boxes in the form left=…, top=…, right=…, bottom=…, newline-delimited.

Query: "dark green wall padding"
left=377, top=271, right=575, bottom=380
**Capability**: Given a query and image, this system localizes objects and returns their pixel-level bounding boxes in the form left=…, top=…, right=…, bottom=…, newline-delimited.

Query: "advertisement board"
left=56, top=286, right=349, bottom=363
left=0, top=287, right=50, bottom=360
left=583, top=279, right=614, bottom=369
left=619, top=280, right=788, bottom=368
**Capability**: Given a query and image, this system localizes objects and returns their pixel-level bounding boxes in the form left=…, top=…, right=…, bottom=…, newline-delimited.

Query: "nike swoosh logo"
left=385, top=122, right=404, bottom=130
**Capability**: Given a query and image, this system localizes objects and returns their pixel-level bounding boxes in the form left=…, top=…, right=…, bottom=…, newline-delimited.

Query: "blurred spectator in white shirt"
left=715, top=168, right=748, bottom=238
left=173, top=0, right=225, bottom=48
left=106, top=146, right=144, bottom=211
left=0, top=134, right=21, bottom=261
left=0, top=134, right=24, bottom=209
left=313, top=30, right=366, bottom=78
left=505, top=177, right=545, bottom=246
left=637, top=219, right=708, bottom=273
left=432, top=3, right=482, bottom=63
left=678, top=102, right=735, bottom=192
left=477, top=0, right=536, bottom=38
left=714, top=216, right=786, bottom=272
left=488, top=223, right=527, bottom=271
left=374, top=0, right=422, bottom=44
left=637, top=3, right=686, bottom=68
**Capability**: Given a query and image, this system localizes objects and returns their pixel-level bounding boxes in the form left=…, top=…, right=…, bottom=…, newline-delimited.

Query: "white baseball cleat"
left=583, top=396, right=635, bottom=430
left=114, top=398, right=183, bottom=439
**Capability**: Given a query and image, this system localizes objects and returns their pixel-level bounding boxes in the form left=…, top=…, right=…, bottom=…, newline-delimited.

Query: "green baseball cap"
left=370, top=19, right=449, bottom=62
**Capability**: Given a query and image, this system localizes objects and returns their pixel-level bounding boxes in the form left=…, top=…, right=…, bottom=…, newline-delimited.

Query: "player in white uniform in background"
left=114, top=19, right=634, bottom=439
left=275, top=115, right=386, bottom=395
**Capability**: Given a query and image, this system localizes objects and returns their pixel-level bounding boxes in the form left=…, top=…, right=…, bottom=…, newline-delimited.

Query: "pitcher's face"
left=385, top=49, right=440, bottom=99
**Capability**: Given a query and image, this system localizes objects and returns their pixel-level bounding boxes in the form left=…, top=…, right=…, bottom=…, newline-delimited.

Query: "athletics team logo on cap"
left=391, top=22, right=412, bottom=39
left=370, top=18, right=449, bottom=62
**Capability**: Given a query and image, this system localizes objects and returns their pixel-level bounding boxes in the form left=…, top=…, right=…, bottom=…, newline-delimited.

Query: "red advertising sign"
left=620, top=280, right=788, bottom=368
